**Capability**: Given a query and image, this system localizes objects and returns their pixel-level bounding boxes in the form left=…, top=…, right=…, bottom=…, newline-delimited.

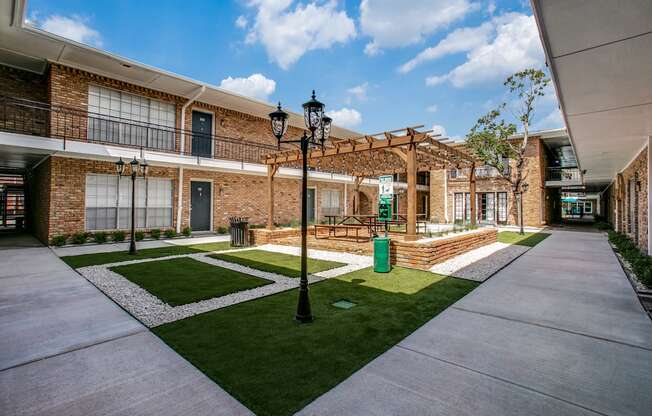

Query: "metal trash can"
left=229, top=217, right=250, bottom=247
left=373, top=236, right=391, bottom=273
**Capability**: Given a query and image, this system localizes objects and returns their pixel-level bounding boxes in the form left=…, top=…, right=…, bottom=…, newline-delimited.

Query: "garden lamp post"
left=115, top=156, right=148, bottom=254
left=268, top=91, right=332, bottom=323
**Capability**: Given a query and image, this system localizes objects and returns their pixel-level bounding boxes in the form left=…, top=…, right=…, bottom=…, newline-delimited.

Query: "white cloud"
left=360, top=0, right=478, bottom=56
left=235, top=15, right=248, bottom=29
left=487, top=0, right=496, bottom=15
left=346, top=82, right=369, bottom=102
left=533, top=108, right=565, bottom=130
left=326, top=107, right=362, bottom=128
left=245, top=0, right=356, bottom=69
left=39, top=15, right=102, bottom=47
left=219, top=73, right=276, bottom=100
left=426, top=105, right=438, bottom=113
left=424, top=13, right=545, bottom=88
left=399, top=22, right=493, bottom=73
left=431, top=124, right=447, bottom=137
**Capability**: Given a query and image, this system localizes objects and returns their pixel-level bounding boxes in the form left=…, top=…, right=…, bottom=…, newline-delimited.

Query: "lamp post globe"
left=269, top=102, right=289, bottom=143
left=302, top=90, right=324, bottom=132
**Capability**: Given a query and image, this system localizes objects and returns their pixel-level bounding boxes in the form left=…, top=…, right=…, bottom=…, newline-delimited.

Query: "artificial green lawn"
left=497, top=231, right=550, bottom=247
left=110, top=257, right=271, bottom=306
left=154, top=266, right=478, bottom=416
left=210, top=249, right=345, bottom=278
left=61, top=241, right=233, bottom=268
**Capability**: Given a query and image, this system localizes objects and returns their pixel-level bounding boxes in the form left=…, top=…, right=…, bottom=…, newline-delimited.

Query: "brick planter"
left=390, top=228, right=497, bottom=270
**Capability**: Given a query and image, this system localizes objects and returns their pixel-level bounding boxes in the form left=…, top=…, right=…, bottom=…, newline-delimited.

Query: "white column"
left=176, top=167, right=184, bottom=233
left=443, top=169, right=449, bottom=223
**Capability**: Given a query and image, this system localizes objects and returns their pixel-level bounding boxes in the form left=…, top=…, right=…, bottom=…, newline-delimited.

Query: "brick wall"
left=428, top=137, right=546, bottom=227
left=0, top=65, right=48, bottom=101
left=390, top=228, right=497, bottom=269
left=613, top=146, right=648, bottom=252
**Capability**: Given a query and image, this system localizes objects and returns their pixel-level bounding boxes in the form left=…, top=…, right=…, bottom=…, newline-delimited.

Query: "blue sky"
left=26, top=0, right=563, bottom=139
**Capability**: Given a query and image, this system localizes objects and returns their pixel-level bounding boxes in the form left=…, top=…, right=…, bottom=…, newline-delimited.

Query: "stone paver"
left=0, top=246, right=251, bottom=415
left=299, top=230, right=652, bottom=416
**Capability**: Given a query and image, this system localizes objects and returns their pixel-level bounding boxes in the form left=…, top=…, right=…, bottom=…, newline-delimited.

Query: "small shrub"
left=150, top=228, right=161, bottom=239
left=135, top=231, right=145, bottom=241
left=182, top=226, right=192, bottom=237
left=71, top=232, right=88, bottom=245
left=93, top=232, right=108, bottom=244
left=51, top=234, right=67, bottom=247
left=609, top=230, right=652, bottom=288
left=593, top=221, right=611, bottom=231
left=217, top=226, right=228, bottom=234
left=164, top=229, right=177, bottom=239
left=112, top=230, right=126, bottom=242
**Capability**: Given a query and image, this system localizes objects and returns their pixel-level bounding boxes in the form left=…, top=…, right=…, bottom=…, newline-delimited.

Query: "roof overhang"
left=0, top=0, right=361, bottom=139
left=531, top=0, right=652, bottom=189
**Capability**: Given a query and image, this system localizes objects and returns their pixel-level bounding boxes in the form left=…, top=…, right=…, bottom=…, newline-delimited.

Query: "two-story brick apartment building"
left=0, top=7, right=392, bottom=244
left=428, top=128, right=592, bottom=228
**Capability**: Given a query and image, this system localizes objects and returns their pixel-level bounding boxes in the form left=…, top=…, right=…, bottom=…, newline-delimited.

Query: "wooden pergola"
left=262, top=126, right=479, bottom=241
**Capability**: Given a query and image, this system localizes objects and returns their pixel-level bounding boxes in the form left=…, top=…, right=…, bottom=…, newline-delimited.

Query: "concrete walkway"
left=0, top=246, right=251, bottom=415
left=299, top=230, right=652, bottom=416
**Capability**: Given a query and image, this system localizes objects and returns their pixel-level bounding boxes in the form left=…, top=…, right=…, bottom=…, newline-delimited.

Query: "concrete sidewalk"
left=0, top=246, right=251, bottom=415
left=51, top=234, right=229, bottom=256
left=299, top=230, right=652, bottom=416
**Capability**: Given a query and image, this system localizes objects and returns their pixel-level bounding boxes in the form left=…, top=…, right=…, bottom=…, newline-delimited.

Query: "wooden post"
left=353, top=176, right=363, bottom=214
left=267, top=164, right=277, bottom=230
left=406, top=143, right=418, bottom=240
left=469, top=164, right=477, bottom=226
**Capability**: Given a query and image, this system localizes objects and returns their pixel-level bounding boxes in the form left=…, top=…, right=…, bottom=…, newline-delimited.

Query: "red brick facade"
left=605, top=145, right=648, bottom=253
left=429, top=137, right=547, bottom=227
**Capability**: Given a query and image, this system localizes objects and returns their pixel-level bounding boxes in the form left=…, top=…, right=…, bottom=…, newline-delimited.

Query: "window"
left=85, top=174, right=173, bottom=230
left=87, top=85, right=176, bottom=150
left=454, top=193, right=464, bottom=221
left=497, top=192, right=508, bottom=223
left=465, top=193, right=471, bottom=221
left=321, top=189, right=341, bottom=217
left=584, top=201, right=593, bottom=214
left=480, top=193, right=495, bottom=222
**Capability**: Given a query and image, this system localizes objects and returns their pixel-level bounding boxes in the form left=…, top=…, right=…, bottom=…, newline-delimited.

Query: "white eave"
left=0, top=0, right=361, bottom=140
left=530, top=0, right=652, bottom=187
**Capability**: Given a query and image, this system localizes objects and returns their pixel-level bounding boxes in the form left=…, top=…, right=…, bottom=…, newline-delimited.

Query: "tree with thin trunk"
left=465, top=69, right=550, bottom=234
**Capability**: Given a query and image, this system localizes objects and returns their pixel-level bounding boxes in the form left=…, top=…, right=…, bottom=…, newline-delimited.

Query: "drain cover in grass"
left=332, top=299, right=357, bottom=309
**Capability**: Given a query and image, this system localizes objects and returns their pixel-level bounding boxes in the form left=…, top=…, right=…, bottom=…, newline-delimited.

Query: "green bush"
left=182, top=226, right=192, bottom=237
left=150, top=228, right=161, bottom=239
left=609, top=230, right=652, bottom=288
left=71, top=232, right=88, bottom=245
left=135, top=231, right=145, bottom=241
left=594, top=221, right=611, bottom=231
left=164, top=229, right=177, bottom=239
left=112, top=230, right=126, bottom=242
left=51, top=234, right=67, bottom=247
left=217, top=226, right=228, bottom=234
left=93, top=232, right=108, bottom=244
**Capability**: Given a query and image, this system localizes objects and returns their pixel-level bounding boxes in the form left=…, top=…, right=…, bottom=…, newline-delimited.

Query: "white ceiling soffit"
left=0, top=0, right=360, bottom=139
left=531, top=0, right=652, bottom=187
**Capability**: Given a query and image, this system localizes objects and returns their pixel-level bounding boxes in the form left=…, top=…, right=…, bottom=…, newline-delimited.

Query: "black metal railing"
left=545, top=167, right=581, bottom=182
left=0, top=95, right=278, bottom=164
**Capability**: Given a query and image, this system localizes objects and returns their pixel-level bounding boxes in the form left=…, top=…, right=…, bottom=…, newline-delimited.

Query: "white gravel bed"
left=77, top=246, right=366, bottom=327
left=430, top=242, right=529, bottom=282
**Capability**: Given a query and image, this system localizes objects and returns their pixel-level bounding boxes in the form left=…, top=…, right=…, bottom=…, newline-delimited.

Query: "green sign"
left=378, top=195, right=392, bottom=222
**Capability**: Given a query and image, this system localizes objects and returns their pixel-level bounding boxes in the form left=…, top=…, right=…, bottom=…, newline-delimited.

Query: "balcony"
left=0, top=95, right=278, bottom=165
left=545, top=167, right=582, bottom=187
left=449, top=166, right=505, bottom=180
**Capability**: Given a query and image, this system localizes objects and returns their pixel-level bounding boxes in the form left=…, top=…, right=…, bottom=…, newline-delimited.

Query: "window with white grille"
left=85, top=174, right=173, bottom=231
left=321, top=189, right=341, bottom=216
left=88, top=85, right=176, bottom=150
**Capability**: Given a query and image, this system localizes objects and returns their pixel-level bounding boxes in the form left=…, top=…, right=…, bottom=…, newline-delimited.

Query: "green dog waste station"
left=373, top=237, right=391, bottom=273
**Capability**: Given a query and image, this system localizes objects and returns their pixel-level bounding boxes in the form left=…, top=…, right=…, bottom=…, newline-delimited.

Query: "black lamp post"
left=269, top=91, right=332, bottom=323
left=115, top=156, right=148, bottom=254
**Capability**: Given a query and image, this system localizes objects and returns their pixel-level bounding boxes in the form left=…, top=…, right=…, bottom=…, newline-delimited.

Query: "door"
left=192, top=111, right=213, bottom=158
left=190, top=181, right=211, bottom=231
left=307, top=188, right=315, bottom=223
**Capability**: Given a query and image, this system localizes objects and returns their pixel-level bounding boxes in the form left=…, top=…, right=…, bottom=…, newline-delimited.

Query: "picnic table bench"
left=314, top=223, right=369, bottom=242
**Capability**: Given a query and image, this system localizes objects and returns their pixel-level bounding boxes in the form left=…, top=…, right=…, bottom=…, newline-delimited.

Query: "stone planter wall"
left=390, top=228, right=497, bottom=270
